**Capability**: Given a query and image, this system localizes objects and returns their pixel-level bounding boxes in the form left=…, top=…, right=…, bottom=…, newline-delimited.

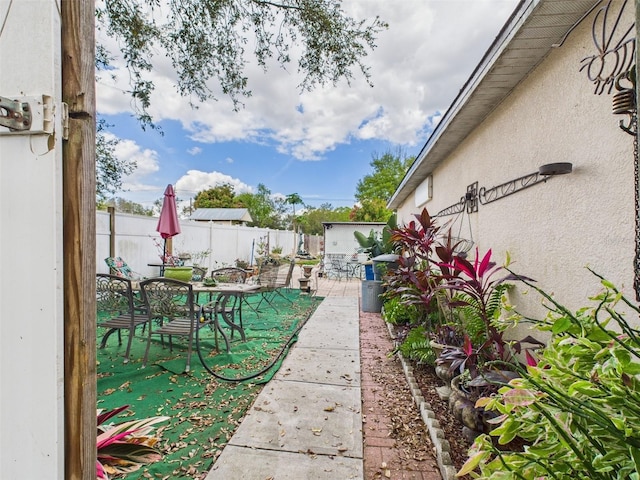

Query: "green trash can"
left=361, top=280, right=384, bottom=313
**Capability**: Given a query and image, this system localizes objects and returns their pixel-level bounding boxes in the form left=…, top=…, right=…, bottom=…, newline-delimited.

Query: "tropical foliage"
left=354, top=213, right=397, bottom=259
left=97, top=405, right=169, bottom=480
left=459, top=272, right=640, bottom=479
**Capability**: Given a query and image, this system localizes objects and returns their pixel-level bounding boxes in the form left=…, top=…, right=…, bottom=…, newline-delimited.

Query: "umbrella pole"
left=161, top=239, right=167, bottom=276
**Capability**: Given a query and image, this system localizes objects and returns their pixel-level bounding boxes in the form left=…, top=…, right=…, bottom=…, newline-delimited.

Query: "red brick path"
left=360, top=310, right=442, bottom=480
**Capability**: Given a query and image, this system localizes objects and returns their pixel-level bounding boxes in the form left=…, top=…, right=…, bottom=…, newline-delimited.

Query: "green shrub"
left=459, top=271, right=640, bottom=479
left=382, top=296, right=422, bottom=325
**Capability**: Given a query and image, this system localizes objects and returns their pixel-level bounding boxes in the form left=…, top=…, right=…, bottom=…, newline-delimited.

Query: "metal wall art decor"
left=478, top=171, right=548, bottom=206
left=466, top=182, right=478, bottom=213
left=434, top=196, right=466, bottom=218
left=579, top=0, right=635, bottom=96
left=433, top=164, right=573, bottom=258
left=578, top=0, right=640, bottom=300
left=612, top=70, right=637, bottom=135
left=436, top=166, right=571, bottom=217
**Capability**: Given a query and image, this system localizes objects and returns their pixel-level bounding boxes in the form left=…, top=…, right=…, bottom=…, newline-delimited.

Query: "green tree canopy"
left=96, top=1, right=387, bottom=128
left=236, top=184, right=285, bottom=229
left=297, top=203, right=351, bottom=235
left=193, top=184, right=239, bottom=208
left=285, top=193, right=304, bottom=229
left=353, top=149, right=414, bottom=221
left=94, top=1, right=386, bottom=204
left=355, top=149, right=414, bottom=204
left=96, top=119, right=135, bottom=201
left=350, top=198, right=394, bottom=223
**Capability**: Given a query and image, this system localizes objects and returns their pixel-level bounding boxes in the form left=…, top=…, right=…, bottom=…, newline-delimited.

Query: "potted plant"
left=354, top=213, right=399, bottom=280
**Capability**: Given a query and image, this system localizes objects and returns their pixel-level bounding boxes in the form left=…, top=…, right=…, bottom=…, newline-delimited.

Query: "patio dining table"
left=131, top=280, right=260, bottom=342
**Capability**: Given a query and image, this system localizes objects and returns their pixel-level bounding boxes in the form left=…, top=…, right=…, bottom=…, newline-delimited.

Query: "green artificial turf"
left=97, top=290, right=322, bottom=479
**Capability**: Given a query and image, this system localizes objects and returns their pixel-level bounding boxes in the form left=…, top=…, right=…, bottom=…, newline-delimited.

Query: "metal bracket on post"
left=0, top=95, right=54, bottom=135
left=0, top=96, right=31, bottom=131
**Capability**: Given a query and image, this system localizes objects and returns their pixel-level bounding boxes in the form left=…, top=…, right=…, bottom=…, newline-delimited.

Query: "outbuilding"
left=322, top=221, right=386, bottom=259
left=189, top=208, right=253, bottom=225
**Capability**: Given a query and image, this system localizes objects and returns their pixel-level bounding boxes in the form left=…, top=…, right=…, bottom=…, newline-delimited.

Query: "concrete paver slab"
left=229, top=379, right=363, bottom=458
left=296, top=308, right=360, bottom=349
left=209, top=445, right=363, bottom=479
left=276, top=347, right=360, bottom=386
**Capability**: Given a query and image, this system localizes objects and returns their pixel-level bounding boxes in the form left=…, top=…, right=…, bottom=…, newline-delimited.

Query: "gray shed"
left=189, top=208, right=253, bottom=225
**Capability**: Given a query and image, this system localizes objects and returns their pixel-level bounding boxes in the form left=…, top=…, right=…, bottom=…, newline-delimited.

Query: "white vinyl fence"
left=97, top=210, right=321, bottom=277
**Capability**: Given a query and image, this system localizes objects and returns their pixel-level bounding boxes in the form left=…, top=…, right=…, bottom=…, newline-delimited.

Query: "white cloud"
left=96, top=0, right=519, bottom=160
left=174, top=170, right=253, bottom=198
left=187, top=147, right=202, bottom=155
left=104, top=134, right=161, bottom=194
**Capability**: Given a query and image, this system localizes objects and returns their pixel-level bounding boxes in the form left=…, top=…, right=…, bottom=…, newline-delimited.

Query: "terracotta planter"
left=302, top=265, right=313, bottom=278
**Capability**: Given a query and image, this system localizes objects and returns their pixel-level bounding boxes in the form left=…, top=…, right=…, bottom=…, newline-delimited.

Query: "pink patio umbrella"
left=156, top=184, right=181, bottom=275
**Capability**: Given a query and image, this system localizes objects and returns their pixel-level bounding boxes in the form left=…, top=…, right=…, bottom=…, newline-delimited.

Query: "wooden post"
left=62, top=1, right=97, bottom=479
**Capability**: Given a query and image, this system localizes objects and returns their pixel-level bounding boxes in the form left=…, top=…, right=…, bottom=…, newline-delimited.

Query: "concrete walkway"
left=206, top=276, right=363, bottom=479
left=206, top=273, right=442, bottom=479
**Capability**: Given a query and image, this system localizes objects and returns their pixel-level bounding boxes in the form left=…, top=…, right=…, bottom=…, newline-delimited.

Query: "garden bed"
left=409, top=363, right=472, bottom=473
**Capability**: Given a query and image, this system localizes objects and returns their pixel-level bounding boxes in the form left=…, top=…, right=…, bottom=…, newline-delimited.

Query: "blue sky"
left=97, top=0, right=519, bottom=213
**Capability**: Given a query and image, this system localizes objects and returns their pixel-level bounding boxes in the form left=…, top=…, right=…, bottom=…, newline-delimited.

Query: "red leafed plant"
left=97, top=405, right=169, bottom=480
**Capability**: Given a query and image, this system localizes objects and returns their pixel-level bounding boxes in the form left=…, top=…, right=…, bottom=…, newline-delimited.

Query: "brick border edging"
left=385, top=322, right=458, bottom=480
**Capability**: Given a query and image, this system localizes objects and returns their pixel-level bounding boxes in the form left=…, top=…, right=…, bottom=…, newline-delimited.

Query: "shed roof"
left=388, top=0, right=601, bottom=210
left=321, top=222, right=386, bottom=226
left=189, top=208, right=253, bottom=222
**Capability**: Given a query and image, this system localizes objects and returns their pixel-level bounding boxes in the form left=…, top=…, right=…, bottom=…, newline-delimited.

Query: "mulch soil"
left=380, top=322, right=474, bottom=477
left=410, top=364, right=473, bottom=473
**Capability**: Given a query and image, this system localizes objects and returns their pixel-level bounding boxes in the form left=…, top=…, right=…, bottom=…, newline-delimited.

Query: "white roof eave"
left=388, top=0, right=601, bottom=210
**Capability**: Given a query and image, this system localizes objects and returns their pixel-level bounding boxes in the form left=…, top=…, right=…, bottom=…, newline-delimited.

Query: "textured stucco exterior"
left=394, top=1, right=636, bottom=321
left=323, top=222, right=386, bottom=257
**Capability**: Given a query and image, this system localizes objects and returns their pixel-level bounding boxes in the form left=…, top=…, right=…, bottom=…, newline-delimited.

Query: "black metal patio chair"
left=96, top=273, right=150, bottom=363
left=140, top=277, right=212, bottom=373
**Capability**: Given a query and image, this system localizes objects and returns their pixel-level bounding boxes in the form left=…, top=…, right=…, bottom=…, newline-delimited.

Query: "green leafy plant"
left=97, top=405, right=169, bottom=480
left=235, top=258, right=250, bottom=269
left=384, top=209, right=448, bottom=333
left=382, top=296, right=423, bottom=325
left=459, top=271, right=640, bottom=479
left=437, top=248, right=540, bottom=365
left=354, top=213, right=397, bottom=259
left=396, top=326, right=437, bottom=366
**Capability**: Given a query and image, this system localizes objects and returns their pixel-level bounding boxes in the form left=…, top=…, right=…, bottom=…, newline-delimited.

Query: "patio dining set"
left=322, top=253, right=364, bottom=281
left=97, top=257, right=296, bottom=372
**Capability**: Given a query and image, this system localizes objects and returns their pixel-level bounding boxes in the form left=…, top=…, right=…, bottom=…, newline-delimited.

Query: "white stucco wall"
left=323, top=223, right=385, bottom=257
left=0, top=1, right=64, bottom=477
left=396, top=3, right=636, bottom=322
